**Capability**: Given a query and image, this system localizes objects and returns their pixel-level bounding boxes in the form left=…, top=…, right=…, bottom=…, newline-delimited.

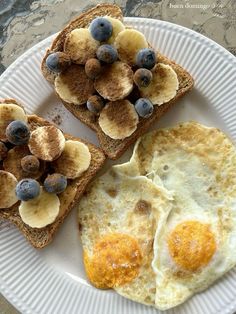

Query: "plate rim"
left=0, top=17, right=235, bottom=85
left=0, top=16, right=236, bottom=314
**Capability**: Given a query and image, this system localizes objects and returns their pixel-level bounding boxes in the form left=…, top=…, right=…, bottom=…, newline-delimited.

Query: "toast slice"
left=0, top=107, right=106, bottom=248
left=41, top=4, right=194, bottom=159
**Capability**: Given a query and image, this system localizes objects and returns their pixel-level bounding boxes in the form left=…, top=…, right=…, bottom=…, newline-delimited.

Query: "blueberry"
left=6, top=120, right=30, bottom=145
left=90, top=17, right=113, bottom=42
left=133, top=68, right=153, bottom=88
left=45, top=52, right=71, bottom=73
left=135, top=98, right=154, bottom=118
left=0, top=142, right=8, bottom=161
left=96, top=44, right=118, bottom=64
left=44, top=173, right=67, bottom=194
left=136, top=48, right=156, bottom=69
left=16, top=179, right=40, bottom=201
left=87, top=95, right=104, bottom=115
left=21, top=155, right=40, bottom=174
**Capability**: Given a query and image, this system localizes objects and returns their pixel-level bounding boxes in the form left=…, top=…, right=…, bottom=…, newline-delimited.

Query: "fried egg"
left=78, top=168, right=172, bottom=305
left=129, top=121, right=236, bottom=309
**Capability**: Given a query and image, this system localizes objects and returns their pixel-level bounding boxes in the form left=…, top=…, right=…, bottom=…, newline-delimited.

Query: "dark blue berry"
left=133, top=68, right=152, bottom=88
left=135, top=98, right=154, bottom=118
left=44, top=173, right=67, bottom=194
left=16, top=179, right=40, bottom=201
left=6, top=120, right=30, bottom=145
left=45, top=52, right=70, bottom=73
left=46, top=53, right=60, bottom=73
left=21, top=155, right=40, bottom=174
left=136, top=48, right=156, bottom=69
left=96, top=44, right=118, bottom=64
left=90, top=17, right=113, bottom=42
left=87, top=95, right=104, bottom=115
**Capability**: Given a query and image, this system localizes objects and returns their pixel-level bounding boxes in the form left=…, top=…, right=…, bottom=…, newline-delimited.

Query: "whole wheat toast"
left=41, top=4, right=194, bottom=159
left=0, top=110, right=106, bottom=248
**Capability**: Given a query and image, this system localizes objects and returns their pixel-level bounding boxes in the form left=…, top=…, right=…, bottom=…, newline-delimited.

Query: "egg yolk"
left=84, top=233, right=142, bottom=289
left=168, top=221, right=216, bottom=271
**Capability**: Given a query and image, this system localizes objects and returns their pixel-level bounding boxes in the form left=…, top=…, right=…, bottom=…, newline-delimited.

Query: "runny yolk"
left=168, top=221, right=216, bottom=272
left=84, top=233, right=142, bottom=289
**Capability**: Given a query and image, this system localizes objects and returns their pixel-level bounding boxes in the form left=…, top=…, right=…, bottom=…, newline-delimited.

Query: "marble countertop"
left=0, top=0, right=235, bottom=313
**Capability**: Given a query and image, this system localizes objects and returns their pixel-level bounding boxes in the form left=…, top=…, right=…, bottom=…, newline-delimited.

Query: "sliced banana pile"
left=0, top=103, right=27, bottom=142
left=28, top=126, right=65, bottom=161
left=45, top=15, right=179, bottom=140
left=104, top=16, right=125, bottom=44
left=55, top=64, right=95, bottom=105
left=94, top=61, right=133, bottom=101
left=64, top=28, right=99, bottom=64
left=52, top=140, right=91, bottom=179
left=19, top=188, right=60, bottom=229
left=99, top=100, right=139, bottom=140
left=0, top=170, right=18, bottom=209
left=114, top=29, right=148, bottom=65
left=0, top=101, right=92, bottom=229
left=139, top=63, right=179, bottom=105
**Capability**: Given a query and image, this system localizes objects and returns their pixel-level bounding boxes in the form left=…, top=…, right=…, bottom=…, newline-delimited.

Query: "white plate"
left=0, top=17, right=236, bottom=314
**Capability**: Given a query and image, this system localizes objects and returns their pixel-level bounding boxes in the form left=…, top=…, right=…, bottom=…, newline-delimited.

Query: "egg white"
left=78, top=166, right=173, bottom=306
left=130, top=122, right=236, bottom=309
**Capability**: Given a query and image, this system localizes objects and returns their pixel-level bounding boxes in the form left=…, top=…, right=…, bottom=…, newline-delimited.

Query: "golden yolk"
left=168, top=221, right=216, bottom=271
left=84, top=233, right=142, bottom=289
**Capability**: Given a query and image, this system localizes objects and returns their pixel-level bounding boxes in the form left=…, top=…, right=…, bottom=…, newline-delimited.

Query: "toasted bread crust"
left=0, top=114, right=106, bottom=248
left=41, top=4, right=194, bottom=159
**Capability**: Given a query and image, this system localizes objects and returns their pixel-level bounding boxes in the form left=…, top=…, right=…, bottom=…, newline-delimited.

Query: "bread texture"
left=41, top=4, right=194, bottom=159
left=0, top=112, right=106, bottom=248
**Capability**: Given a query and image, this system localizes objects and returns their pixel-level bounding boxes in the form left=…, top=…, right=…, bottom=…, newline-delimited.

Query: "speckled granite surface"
left=0, top=0, right=235, bottom=313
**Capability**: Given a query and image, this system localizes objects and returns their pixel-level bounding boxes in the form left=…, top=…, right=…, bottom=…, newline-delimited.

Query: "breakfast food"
left=19, top=188, right=60, bottom=229
left=6, top=120, right=30, bottom=145
left=78, top=168, right=173, bottom=304
left=52, top=140, right=91, bottom=179
left=94, top=61, right=133, bottom=101
left=139, top=63, right=179, bottom=105
left=3, top=145, right=46, bottom=180
left=115, top=29, right=148, bottom=65
left=64, top=28, right=99, bottom=64
left=120, top=121, right=236, bottom=309
left=16, top=178, right=41, bottom=201
left=21, top=155, right=40, bottom=173
left=98, top=100, right=139, bottom=140
left=28, top=126, right=65, bottom=161
left=78, top=121, right=236, bottom=309
left=0, top=99, right=105, bottom=248
left=54, top=64, right=95, bottom=105
left=0, top=103, right=27, bottom=141
left=41, top=4, right=194, bottom=159
left=0, top=170, right=18, bottom=208
left=43, top=173, right=67, bottom=194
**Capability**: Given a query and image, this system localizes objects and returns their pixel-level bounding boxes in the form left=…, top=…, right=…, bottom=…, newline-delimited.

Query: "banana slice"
left=114, top=29, right=148, bottom=65
left=52, top=140, right=91, bottom=179
left=3, top=145, right=45, bottom=181
left=0, top=170, right=18, bottom=209
left=19, top=188, right=60, bottom=228
left=104, top=16, right=125, bottom=44
left=139, top=63, right=179, bottom=105
left=64, top=28, right=99, bottom=64
left=0, top=103, right=27, bottom=142
left=98, top=100, right=139, bottom=140
left=28, top=126, right=65, bottom=161
left=55, top=64, right=95, bottom=105
left=94, top=61, right=133, bottom=101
